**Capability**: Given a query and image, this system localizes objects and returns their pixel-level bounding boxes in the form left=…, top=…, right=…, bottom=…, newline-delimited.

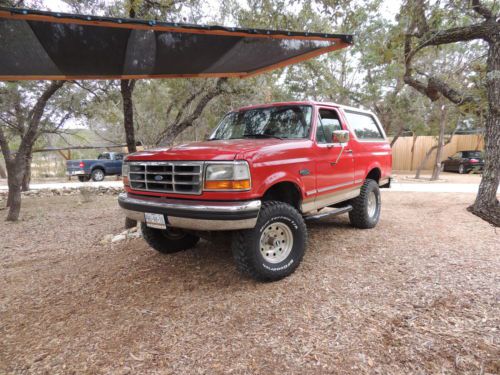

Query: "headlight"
left=122, top=163, right=130, bottom=186
left=204, top=161, right=251, bottom=191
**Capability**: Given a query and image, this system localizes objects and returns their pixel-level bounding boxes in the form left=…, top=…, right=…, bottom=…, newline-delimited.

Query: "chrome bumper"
left=118, top=193, right=261, bottom=231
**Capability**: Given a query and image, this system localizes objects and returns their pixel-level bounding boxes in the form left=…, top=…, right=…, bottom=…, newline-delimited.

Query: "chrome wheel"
left=367, top=191, right=377, bottom=218
left=259, top=222, right=293, bottom=264
left=93, top=169, right=104, bottom=181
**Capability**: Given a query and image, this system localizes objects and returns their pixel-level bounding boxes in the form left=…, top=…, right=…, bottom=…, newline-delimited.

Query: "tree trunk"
left=5, top=161, right=24, bottom=220
left=431, top=105, right=447, bottom=180
left=410, top=133, right=418, bottom=171
left=415, top=145, right=437, bottom=179
left=21, top=151, right=32, bottom=191
left=0, top=162, right=6, bottom=179
left=469, top=37, right=500, bottom=226
left=3, top=80, right=65, bottom=221
left=120, top=79, right=137, bottom=153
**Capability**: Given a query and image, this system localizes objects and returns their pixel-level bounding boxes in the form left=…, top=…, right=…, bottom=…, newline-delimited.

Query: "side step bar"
left=304, top=205, right=353, bottom=222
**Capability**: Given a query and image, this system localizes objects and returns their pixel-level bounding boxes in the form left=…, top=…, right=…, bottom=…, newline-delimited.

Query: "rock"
left=127, top=231, right=142, bottom=239
left=103, top=234, right=114, bottom=242
left=111, top=234, right=126, bottom=243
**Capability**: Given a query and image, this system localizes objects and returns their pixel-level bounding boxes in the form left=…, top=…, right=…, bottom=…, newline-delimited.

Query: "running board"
left=304, top=205, right=353, bottom=221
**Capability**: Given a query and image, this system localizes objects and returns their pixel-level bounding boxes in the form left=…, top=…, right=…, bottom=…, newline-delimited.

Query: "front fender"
left=255, top=171, right=306, bottom=199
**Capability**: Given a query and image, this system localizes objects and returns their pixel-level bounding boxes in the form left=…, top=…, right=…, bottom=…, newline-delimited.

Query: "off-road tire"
left=232, top=201, right=307, bottom=282
left=141, top=223, right=199, bottom=254
left=349, top=179, right=381, bottom=229
left=77, top=175, right=90, bottom=182
left=91, top=168, right=105, bottom=182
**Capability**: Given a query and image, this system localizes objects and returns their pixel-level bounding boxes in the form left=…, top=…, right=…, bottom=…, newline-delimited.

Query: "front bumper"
left=118, top=192, right=261, bottom=231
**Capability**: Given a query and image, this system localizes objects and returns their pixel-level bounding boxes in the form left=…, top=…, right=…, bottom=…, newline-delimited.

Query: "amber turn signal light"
left=204, top=179, right=251, bottom=190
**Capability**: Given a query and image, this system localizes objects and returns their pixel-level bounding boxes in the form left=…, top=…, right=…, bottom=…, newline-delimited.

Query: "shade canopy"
left=0, top=7, right=353, bottom=81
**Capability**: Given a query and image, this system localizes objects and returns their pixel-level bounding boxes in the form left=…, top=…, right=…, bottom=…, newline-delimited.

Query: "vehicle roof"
left=236, top=101, right=374, bottom=115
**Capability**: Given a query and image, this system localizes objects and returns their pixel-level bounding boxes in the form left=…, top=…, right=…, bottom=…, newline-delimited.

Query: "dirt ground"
left=1, top=192, right=499, bottom=374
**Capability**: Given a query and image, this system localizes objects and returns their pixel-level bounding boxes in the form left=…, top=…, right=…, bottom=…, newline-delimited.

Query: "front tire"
left=349, top=179, right=381, bottom=229
left=141, top=223, right=199, bottom=253
left=232, top=201, right=307, bottom=281
left=91, top=168, right=105, bottom=182
left=458, top=164, right=465, bottom=174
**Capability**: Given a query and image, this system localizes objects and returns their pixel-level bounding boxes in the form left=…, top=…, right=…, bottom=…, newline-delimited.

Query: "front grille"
left=128, top=161, right=203, bottom=195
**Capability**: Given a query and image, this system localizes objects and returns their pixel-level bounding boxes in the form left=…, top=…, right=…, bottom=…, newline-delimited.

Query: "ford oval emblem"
left=154, top=175, right=163, bottom=181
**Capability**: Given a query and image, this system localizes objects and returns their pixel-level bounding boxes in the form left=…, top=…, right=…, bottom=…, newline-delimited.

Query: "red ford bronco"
left=119, top=101, right=392, bottom=281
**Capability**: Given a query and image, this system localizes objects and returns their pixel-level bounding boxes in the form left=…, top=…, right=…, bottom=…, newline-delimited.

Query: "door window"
left=344, top=111, right=384, bottom=140
left=451, top=152, right=462, bottom=160
left=316, top=109, right=342, bottom=143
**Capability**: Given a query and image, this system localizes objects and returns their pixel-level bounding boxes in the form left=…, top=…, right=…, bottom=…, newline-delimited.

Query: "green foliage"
left=1, top=0, right=489, bottom=147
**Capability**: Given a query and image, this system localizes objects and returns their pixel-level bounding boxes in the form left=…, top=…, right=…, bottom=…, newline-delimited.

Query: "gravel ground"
left=0, top=193, right=499, bottom=374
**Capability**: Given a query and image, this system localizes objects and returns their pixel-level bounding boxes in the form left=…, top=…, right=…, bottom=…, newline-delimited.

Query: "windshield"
left=210, top=105, right=313, bottom=140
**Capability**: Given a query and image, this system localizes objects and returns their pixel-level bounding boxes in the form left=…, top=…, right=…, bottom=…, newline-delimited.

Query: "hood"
left=127, top=139, right=290, bottom=161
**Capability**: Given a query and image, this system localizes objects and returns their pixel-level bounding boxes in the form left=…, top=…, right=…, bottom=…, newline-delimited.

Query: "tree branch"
left=471, top=0, right=494, bottom=19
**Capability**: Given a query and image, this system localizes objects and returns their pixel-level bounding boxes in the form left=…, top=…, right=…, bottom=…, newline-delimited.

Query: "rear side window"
left=344, top=111, right=384, bottom=140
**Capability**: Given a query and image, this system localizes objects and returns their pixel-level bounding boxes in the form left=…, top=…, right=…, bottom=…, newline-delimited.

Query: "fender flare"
left=91, top=164, right=106, bottom=173
left=364, top=162, right=382, bottom=181
left=256, top=171, right=306, bottom=199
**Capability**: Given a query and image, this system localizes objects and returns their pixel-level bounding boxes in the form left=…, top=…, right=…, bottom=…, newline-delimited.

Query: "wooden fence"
left=390, top=134, right=484, bottom=171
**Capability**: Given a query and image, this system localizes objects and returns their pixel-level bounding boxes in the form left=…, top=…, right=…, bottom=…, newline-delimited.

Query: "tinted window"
left=115, top=153, right=124, bottom=160
left=462, top=151, right=482, bottom=158
left=344, top=111, right=383, bottom=140
left=316, top=109, right=342, bottom=143
left=98, top=153, right=110, bottom=160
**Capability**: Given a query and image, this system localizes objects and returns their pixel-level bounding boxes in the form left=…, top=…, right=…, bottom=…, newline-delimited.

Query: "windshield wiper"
left=243, top=133, right=284, bottom=140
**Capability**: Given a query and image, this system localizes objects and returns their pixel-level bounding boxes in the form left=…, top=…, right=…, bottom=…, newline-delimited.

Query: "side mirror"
left=332, top=130, right=350, bottom=144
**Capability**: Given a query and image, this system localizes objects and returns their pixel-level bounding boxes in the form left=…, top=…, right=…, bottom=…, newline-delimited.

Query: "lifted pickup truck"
left=119, top=102, right=391, bottom=281
left=67, top=152, right=125, bottom=182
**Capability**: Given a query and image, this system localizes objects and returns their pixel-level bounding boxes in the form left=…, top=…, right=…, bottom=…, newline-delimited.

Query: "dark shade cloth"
left=0, top=7, right=353, bottom=80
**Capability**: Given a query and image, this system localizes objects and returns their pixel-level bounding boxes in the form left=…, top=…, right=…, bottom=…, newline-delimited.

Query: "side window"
left=316, top=109, right=342, bottom=143
left=452, top=152, right=462, bottom=160
left=115, top=154, right=124, bottom=160
left=344, top=111, right=384, bottom=140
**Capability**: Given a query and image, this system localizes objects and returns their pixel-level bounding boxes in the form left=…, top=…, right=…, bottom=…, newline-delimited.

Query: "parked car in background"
left=66, top=152, right=125, bottom=182
left=119, top=101, right=392, bottom=281
left=442, top=150, right=484, bottom=174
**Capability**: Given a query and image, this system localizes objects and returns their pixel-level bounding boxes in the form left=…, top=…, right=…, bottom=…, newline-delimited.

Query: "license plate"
left=144, top=213, right=167, bottom=229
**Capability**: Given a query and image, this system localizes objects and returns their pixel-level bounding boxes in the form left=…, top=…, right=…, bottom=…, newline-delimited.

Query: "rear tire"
left=232, top=201, right=307, bottom=281
left=141, top=223, right=199, bottom=254
left=91, top=168, right=105, bottom=182
left=349, top=179, right=381, bottom=229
